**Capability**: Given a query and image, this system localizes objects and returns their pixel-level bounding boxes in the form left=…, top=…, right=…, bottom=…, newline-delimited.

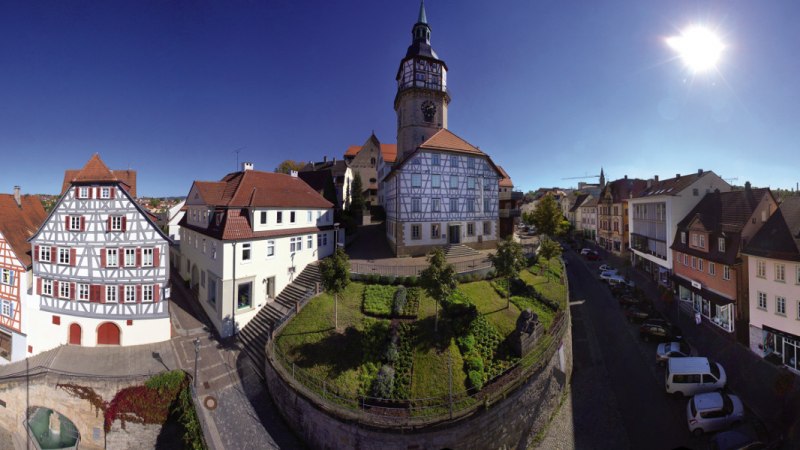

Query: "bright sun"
left=666, top=26, right=725, bottom=73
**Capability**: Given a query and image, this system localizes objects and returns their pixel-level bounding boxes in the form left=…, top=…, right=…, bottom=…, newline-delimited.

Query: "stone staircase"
left=444, top=244, right=480, bottom=259
left=237, top=263, right=322, bottom=378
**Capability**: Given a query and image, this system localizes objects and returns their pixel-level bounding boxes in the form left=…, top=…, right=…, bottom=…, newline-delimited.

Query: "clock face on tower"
left=421, top=100, right=437, bottom=123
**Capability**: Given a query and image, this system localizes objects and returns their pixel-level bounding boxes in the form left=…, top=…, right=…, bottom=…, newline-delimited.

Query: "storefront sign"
left=691, top=280, right=702, bottom=289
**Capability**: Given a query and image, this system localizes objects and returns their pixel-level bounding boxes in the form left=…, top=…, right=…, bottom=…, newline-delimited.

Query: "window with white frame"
left=450, top=198, right=458, bottom=212
left=260, top=211, right=267, bottom=224
left=1, top=300, right=10, bottom=317
left=78, top=186, right=89, bottom=199
left=699, top=234, right=705, bottom=248
left=307, top=211, right=312, bottom=223
left=412, top=198, right=421, bottom=212
left=775, top=263, right=785, bottom=282
left=723, top=265, right=730, bottom=280
left=709, top=262, right=716, bottom=276
left=467, top=198, right=475, bottom=212
left=106, top=248, right=118, bottom=267
left=59, top=282, right=70, bottom=299
left=39, top=245, right=51, bottom=262
left=242, top=243, right=251, bottom=261
left=698, top=258, right=703, bottom=271
left=317, top=234, right=327, bottom=247
left=211, top=243, right=217, bottom=260
left=106, top=285, right=117, bottom=303
left=411, top=224, right=421, bottom=240
left=266, top=240, right=275, bottom=258
left=432, top=198, right=440, bottom=212
left=143, top=285, right=154, bottom=302
left=449, top=175, right=458, bottom=189
left=467, top=177, right=476, bottom=189
left=431, top=223, right=440, bottom=238
left=483, top=221, right=491, bottom=235
left=431, top=174, right=441, bottom=188
left=142, top=248, right=154, bottom=267
left=290, top=211, right=296, bottom=223
left=100, top=187, right=111, bottom=199
left=411, top=173, right=421, bottom=188
left=449, top=155, right=458, bottom=167
left=757, top=292, right=767, bottom=310
left=718, top=237, right=725, bottom=252
left=277, top=211, right=283, bottom=224
left=776, top=296, right=786, bottom=315
left=691, top=257, right=696, bottom=269
left=110, top=216, right=123, bottom=231
left=290, top=237, right=301, bottom=252
left=0, top=269, right=12, bottom=285
left=124, top=248, right=136, bottom=267
left=58, top=248, right=70, bottom=265
left=757, top=260, right=766, bottom=278
left=432, top=153, right=440, bottom=165
left=42, top=279, right=53, bottom=296
left=77, top=283, right=89, bottom=302
left=307, top=235, right=313, bottom=249
left=467, top=158, right=475, bottom=169
left=125, top=285, right=136, bottom=303
left=467, top=222, right=475, bottom=236
left=69, top=216, right=81, bottom=231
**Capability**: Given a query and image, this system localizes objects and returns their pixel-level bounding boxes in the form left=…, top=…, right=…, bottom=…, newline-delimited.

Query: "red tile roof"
left=193, top=170, right=333, bottom=208
left=497, top=165, right=513, bottom=188
left=636, top=171, right=714, bottom=198
left=380, top=144, right=398, bottom=163
left=344, top=145, right=361, bottom=157
left=60, top=154, right=138, bottom=197
left=602, top=178, right=649, bottom=203
left=0, top=194, right=47, bottom=268
left=419, top=129, right=486, bottom=155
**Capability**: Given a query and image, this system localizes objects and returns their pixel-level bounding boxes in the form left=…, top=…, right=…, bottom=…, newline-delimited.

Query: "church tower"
left=394, top=1, right=450, bottom=161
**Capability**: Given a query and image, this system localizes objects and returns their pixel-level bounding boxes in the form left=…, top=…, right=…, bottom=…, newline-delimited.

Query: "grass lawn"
left=459, top=281, right=520, bottom=337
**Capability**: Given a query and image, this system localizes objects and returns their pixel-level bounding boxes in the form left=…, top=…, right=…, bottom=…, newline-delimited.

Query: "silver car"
left=687, top=392, right=745, bottom=435
left=656, top=341, right=692, bottom=365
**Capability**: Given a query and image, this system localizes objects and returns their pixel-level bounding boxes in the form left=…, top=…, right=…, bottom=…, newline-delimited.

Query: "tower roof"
left=418, top=0, right=427, bottom=24
left=61, top=154, right=138, bottom=197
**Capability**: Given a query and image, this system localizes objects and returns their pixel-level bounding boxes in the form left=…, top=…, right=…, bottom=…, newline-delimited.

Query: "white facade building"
left=628, top=170, right=730, bottom=285
left=29, top=155, right=172, bottom=353
left=179, top=164, right=336, bottom=337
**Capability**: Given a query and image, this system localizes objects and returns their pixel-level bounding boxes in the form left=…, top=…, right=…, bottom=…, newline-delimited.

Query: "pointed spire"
left=418, top=0, right=427, bottom=24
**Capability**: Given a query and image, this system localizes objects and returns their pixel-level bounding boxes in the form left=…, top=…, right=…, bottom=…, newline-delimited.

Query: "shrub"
left=358, top=362, right=380, bottom=397
left=372, top=365, right=396, bottom=399
left=465, top=353, right=484, bottom=373
left=384, top=342, right=399, bottom=363
left=406, top=276, right=418, bottom=286
left=363, top=285, right=397, bottom=316
left=456, top=334, right=476, bottom=354
left=361, top=318, right=391, bottom=361
left=485, top=269, right=496, bottom=280
left=392, top=286, right=408, bottom=316
left=379, top=275, right=393, bottom=285
left=468, top=370, right=484, bottom=391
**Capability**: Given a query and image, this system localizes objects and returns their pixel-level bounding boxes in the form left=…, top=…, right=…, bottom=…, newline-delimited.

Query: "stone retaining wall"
left=265, top=321, right=573, bottom=449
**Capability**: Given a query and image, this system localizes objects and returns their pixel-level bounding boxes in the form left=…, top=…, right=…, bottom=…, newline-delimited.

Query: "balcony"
left=499, top=208, right=521, bottom=218
left=499, top=191, right=524, bottom=201
left=39, top=296, right=169, bottom=320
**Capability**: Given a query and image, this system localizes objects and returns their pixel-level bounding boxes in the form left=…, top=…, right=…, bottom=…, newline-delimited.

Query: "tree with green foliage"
left=148, top=197, right=160, bottom=209
left=274, top=159, right=305, bottom=174
left=419, top=248, right=457, bottom=332
left=531, top=194, right=567, bottom=237
left=349, top=172, right=365, bottom=214
left=319, top=247, right=350, bottom=331
left=537, top=236, right=562, bottom=260
left=489, top=237, right=527, bottom=308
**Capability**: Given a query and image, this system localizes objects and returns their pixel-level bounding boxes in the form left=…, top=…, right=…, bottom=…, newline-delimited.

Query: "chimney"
left=654, top=175, right=659, bottom=183
left=323, top=156, right=328, bottom=163
left=698, top=168, right=703, bottom=176
left=13, top=186, right=21, bottom=207
left=333, top=157, right=336, bottom=163
left=675, top=173, right=680, bottom=179
left=242, top=162, right=254, bottom=171
left=624, top=175, right=628, bottom=180
left=745, top=181, right=752, bottom=192
left=646, top=179, right=652, bottom=189
left=290, top=170, right=298, bottom=178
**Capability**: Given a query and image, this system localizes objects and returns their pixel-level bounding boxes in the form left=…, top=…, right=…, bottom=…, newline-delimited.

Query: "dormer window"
left=681, top=232, right=686, bottom=244
left=100, top=187, right=111, bottom=199
left=718, top=237, right=725, bottom=252
left=78, top=187, right=90, bottom=199
left=260, top=211, right=267, bottom=225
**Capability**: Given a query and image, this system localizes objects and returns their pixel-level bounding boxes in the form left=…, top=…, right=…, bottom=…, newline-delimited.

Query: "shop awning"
left=672, top=275, right=735, bottom=306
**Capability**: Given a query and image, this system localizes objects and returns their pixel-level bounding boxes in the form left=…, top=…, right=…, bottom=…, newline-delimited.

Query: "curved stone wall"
left=264, top=319, right=573, bottom=449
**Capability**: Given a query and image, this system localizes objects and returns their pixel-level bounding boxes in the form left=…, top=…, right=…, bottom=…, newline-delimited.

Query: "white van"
left=665, top=357, right=727, bottom=397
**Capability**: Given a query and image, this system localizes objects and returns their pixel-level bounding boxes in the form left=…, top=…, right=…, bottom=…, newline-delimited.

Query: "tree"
left=489, top=237, right=527, bottom=309
left=148, top=198, right=160, bottom=209
left=531, top=194, right=567, bottom=237
left=419, top=248, right=457, bottom=332
left=537, top=236, right=562, bottom=261
left=348, top=172, right=365, bottom=214
left=274, top=160, right=305, bottom=174
left=319, top=247, right=350, bottom=331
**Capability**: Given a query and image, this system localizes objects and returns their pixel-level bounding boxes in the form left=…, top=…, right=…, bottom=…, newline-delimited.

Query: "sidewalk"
left=593, top=243, right=800, bottom=444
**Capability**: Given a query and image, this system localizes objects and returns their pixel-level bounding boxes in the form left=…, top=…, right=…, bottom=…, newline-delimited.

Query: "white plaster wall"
left=747, top=255, right=800, bottom=340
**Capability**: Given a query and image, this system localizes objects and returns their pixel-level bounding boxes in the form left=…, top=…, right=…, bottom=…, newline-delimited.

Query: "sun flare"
left=666, top=26, right=724, bottom=73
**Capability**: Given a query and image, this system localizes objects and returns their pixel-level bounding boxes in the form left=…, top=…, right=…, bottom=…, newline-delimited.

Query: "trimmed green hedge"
left=363, top=285, right=397, bottom=316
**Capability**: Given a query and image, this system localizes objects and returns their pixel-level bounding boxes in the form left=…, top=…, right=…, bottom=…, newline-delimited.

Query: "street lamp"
left=193, top=337, right=200, bottom=387
left=333, top=222, right=341, bottom=249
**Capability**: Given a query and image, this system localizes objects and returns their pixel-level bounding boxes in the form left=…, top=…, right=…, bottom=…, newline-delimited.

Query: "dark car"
left=625, top=306, right=652, bottom=323
left=585, top=251, right=600, bottom=261
left=618, top=294, right=642, bottom=307
left=639, top=319, right=683, bottom=342
left=656, top=341, right=692, bottom=365
left=610, top=284, right=634, bottom=297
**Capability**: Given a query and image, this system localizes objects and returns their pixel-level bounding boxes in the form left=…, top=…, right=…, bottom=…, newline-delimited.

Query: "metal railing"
left=350, top=256, right=492, bottom=278
left=271, top=286, right=318, bottom=336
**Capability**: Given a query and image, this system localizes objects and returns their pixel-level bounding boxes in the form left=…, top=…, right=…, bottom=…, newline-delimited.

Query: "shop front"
left=675, top=276, right=734, bottom=333
left=762, top=325, right=799, bottom=373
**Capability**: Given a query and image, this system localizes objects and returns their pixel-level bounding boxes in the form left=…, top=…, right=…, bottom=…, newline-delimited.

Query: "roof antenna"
left=231, top=146, right=246, bottom=170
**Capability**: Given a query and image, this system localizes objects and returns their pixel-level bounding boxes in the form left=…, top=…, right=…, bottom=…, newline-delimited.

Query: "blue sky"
left=2, top=1, right=799, bottom=197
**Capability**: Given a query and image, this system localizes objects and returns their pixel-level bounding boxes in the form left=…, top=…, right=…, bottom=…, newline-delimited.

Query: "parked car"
left=580, top=248, right=592, bottom=255
left=666, top=357, right=727, bottom=397
left=656, top=341, right=692, bottom=365
left=709, top=429, right=766, bottom=450
left=607, top=274, right=635, bottom=287
left=618, top=293, right=643, bottom=307
left=610, top=284, right=634, bottom=297
left=625, top=306, right=652, bottom=323
left=640, top=319, right=683, bottom=342
left=687, top=392, right=745, bottom=436
left=598, top=264, right=615, bottom=272
left=586, top=251, right=600, bottom=261
left=599, top=270, right=618, bottom=281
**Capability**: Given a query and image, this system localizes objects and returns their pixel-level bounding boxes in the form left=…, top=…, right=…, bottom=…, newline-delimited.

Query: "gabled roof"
left=497, top=166, right=513, bottom=188
left=569, top=194, right=590, bottom=212
left=179, top=210, right=333, bottom=241
left=297, top=170, right=334, bottom=193
left=671, top=188, right=772, bottom=264
left=601, top=178, right=649, bottom=203
left=635, top=171, right=713, bottom=198
left=744, top=196, right=800, bottom=262
left=380, top=144, right=398, bottom=163
left=580, top=196, right=599, bottom=207
left=419, top=129, right=486, bottom=155
left=192, top=170, right=332, bottom=209
left=0, top=194, right=47, bottom=268
left=300, top=159, right=349, bottom=178
left=60, top=154, right=138, bottom=197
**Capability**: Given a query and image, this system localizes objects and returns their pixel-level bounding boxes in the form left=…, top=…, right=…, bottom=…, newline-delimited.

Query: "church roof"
left=61, top=154, right=137, bottom=197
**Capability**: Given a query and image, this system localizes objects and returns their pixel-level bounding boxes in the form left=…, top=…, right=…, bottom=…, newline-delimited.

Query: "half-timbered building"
left=380, top=2, right=503, bottom=256
left=179, top=164, right=336, bottom=337
left=0, top=188, right=47, bottom=363
left=28, top=154, right=172, bottom=352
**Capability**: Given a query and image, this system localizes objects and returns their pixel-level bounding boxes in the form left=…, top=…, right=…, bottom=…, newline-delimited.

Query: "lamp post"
left=193, top=337, right=200, bottom=387
left=334, top=222, right=341, bottom=249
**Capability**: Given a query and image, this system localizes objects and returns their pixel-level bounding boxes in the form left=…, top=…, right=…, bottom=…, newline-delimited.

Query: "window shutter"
left=101, top=286, right=106, bottom=304
left=89, top=187, right=94, bottom=199
left=106, top=217, right=111, bottom=232
left=80, top=216, right=86, bottom=232
left=37, top=278, right=41, bottom=295
left=70, top=249, right=76, bottom=267
left=136, top=285, right=142, bottom=303
left=153, top=284, right=160, bottom=302
left=9, top=271, right=13, bottom=286
left=121, top=216, right=127, bottom=232
left=90, top=285, right=99, bottom=303
left=119, top=247, right=124, bottom=266
left=51, top=247, right=56, bottom=263
left=136, top=248, right=142, bottom=267
left=70, top=283, right=76, bottom=301
left=53, top=281, right=59, bottom=297
left=101, top=249, right=107, bottom=268
left=65, top=216, right=70, bottom=230
left=153, top=248, right=160, bottom=267
left=34, top=245, right=39, bottom=262
left=119, top=285, right=124, bottom=302
left=110, top=187, right=116, bottom=199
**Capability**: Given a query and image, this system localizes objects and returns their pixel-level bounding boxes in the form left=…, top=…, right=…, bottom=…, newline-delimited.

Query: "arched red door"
left=97, top=323, right=120, bottom=345
left=68, top=324, right=82, bottom=345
